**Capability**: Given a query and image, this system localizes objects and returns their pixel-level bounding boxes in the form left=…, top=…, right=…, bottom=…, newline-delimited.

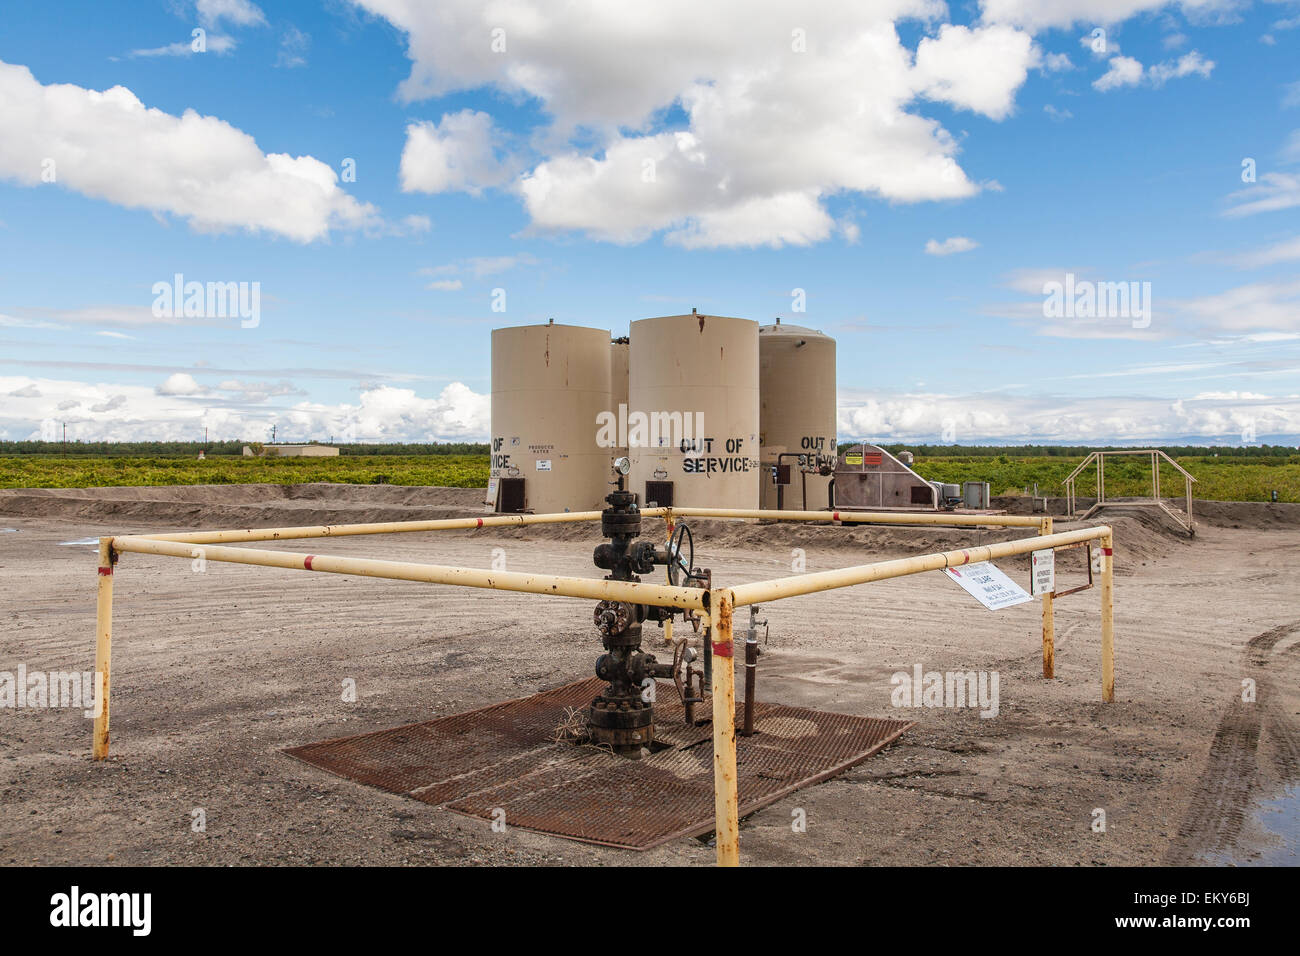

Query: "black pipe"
left=742, top=638, right=758, bottom=736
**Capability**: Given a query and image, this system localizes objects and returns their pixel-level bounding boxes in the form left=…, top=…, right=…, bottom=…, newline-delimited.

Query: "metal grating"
left=285, top=677, right=914, bottom=850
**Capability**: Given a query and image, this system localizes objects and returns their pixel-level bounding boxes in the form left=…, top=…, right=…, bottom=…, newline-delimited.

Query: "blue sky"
left=1, top=0, right=1298, bottom=444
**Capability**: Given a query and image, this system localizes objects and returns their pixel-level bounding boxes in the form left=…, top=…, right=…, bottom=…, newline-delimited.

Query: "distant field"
left=0, top=455, right=489, bottom=489
left=1, top=453, right=1297, bottom=502
left=915, top=455, right=1300, bottom=503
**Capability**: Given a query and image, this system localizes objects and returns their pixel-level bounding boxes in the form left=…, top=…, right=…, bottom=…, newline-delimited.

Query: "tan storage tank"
left=759, top=320, right=837, bottom=510
left=490, top=322, right=612, bottom=514
left=608, top=337, right=630, bottom=461
left=628, top=313, right=760, bottom=509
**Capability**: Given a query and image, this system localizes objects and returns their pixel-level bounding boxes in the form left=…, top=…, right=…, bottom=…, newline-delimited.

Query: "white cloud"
left=398, top=214, right=432, bottom=234
left=1224, top=172, right=1300, bottom=217
left=426, top=279, right=463, bottom=291
left=1282, top=129, right=1300, bottom=163
left=1001, top=267, right=1083, bottom=295
left=7, top=305, right=180, bottom=328
left=1093, top=55, right=1144, bottom=91
left=664, top=192, right=837, bottom=250
left=157, top=373, right=208, bottom=396
left=90, top=395, right=127, bottom=413
left=0, top=59, right=378, bottom=242
left=276, top=27, right=311, bottom=69
left=285, top=383, right=490, bottom=442
left=1086, top=43, right=1213, bottom=92
left=421, top=253, right=539, bottom=282
left=8, top=366, right=1296, bottom=444
left=356, top=1, right=1037, bottom=248
left=925, top=236, right=979, bottom=255
left=1191, top=391, right=1270, bottom=400
left=1231, top=235, right=1300, bottom=268
left=131, top=35, right=237, bottom=58
left=400, top=110, right=514, bottom=196
left=196, top=0, right=266, bottom=29
left=837, top=387, right=1300, bottom=443
left=0, top=312, right=62, bottom=330
left=462, top=254, right=539, bottom=277
left=1176, top=279, right=1300, bottom=332
left=914, top=24, right=1037, bottom=120
left=1147, top=50, right=1214, bottom=86
left=0, top=376, right=491, bottom=442
left=981, top=1, right=1239, bottom=32
left=1041, top=52, right=1074, bottom=71
left=988, top=267, right=1169, bottom=340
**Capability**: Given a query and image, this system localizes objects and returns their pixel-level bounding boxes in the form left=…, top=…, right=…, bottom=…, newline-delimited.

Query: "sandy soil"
left=2, top=484, right=1298, bottom=866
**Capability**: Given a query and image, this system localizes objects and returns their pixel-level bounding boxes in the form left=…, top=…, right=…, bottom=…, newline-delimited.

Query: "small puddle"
left=58, top=537, right=100, bottom=547
left=1218, top=783, right=1300, bottom=866
left=1249, top=784, right=1300, bottom=866
left=0, top=528, right=18, bottom=533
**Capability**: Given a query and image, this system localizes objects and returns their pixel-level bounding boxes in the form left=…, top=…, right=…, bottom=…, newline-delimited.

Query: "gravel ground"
left=2, top=487, right=1298, bottom=866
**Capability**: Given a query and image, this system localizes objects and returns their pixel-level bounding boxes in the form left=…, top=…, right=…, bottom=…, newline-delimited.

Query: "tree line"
left=0, top=440, right=490, bottom=456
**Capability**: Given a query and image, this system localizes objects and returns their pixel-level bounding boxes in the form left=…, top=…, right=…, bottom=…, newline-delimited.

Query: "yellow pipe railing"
left=90, top=502, right=1117, bottom=868
left=726, top=526, right=1108, bottom=605
left=110, top=534, right=707, bottom=610
left=665, top=506, right=1042, bottom=528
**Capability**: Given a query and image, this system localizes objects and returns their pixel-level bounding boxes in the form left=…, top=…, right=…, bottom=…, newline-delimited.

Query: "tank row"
left=488, top=314, right=837, bottom=514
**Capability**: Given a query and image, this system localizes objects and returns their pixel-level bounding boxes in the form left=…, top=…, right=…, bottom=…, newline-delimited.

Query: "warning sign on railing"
left=1030, top=548, right=1055, bottom=597
left=943, top=561, right=1032, bottom=610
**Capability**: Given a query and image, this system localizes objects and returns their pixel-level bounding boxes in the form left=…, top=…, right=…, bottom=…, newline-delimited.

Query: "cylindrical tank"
left=758, top=320, right=837, bottom=510
left=609, top=337, right=630, bottom=461
left=628, top=313, right=760, bottom=510
left=490, top=322, right=612, bottom=514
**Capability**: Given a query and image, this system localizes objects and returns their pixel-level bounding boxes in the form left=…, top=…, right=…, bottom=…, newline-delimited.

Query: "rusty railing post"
left=1040, top=516, right=1055, bottom=679
left=1100, top=530, right=1115, bottom=703
left=93, top=537, right=114, bottom=759
left=709, top=588, right=739, bottom=866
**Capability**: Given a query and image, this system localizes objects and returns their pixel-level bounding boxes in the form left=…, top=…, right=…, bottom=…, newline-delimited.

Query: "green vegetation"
left=0, top=455, right=489, bottom=489
left=1, top=444, right=1296, bottom=502
left=911, top=454, right=1300, bottom=503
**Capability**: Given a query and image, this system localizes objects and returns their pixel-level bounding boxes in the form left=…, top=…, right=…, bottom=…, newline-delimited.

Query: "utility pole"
left=271, top=424, right=277, bottom=443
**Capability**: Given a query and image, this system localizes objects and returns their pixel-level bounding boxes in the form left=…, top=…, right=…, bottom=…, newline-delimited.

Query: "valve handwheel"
left=667, top=523, right=694, bottom=587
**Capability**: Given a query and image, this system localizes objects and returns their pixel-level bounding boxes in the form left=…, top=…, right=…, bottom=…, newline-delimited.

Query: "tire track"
left=1165, top=620, right=1300, bottom=864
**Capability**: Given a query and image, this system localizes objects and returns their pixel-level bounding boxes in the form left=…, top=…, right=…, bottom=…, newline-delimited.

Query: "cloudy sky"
left=1, top=0, right=1298, bottom=444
